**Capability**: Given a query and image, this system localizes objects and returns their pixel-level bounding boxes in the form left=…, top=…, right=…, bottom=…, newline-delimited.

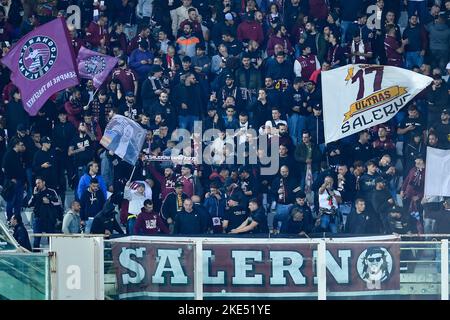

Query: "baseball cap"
left=151, top=65, right=163, bottom=74
left=125, top=91, right=134, bottom=97
left=16, top=123, right=28, bottom=132
left=207, top=104, right=217, bottom=111
left=388, top=206, right=402, bottom=214
left=442, top=109, right=449, bottom=114
left=313, top=103, right=322, bottom=110
left=228, top=193, right=241, bottom=202
left=244, top=12, right=254, bottom=20
left=134, top=182, right=145, bottom=188
left=225, top=73, right=234, bottom=80
left=225, top=13, right=233, bottom=21
left=40, top=136, right=52, bottom=144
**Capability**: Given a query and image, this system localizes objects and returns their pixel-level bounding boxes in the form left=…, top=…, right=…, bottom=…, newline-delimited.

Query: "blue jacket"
left=129, top=48, right=154, bottom=80
left=203, top=195, right=226, bottom=219
left=77, top=174, right=108, bottom=200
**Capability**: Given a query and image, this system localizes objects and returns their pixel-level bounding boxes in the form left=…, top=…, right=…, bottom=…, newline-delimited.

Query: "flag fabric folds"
left=322, top=64, right=433, bottom=143
left=1, top=17, right=79, bottom=116
left=424, top=147, right=450, bottom=197
left=100, top=115, right=147, bottom=166
left=77, top=46, right=118, bottom=89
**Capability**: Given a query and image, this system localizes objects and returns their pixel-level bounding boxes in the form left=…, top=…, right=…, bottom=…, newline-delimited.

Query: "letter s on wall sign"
left=119, top=247, right=147, bottom=285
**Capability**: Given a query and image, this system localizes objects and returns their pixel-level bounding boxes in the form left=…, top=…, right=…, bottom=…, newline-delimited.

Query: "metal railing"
left=0, top=252, right=51, bottom=300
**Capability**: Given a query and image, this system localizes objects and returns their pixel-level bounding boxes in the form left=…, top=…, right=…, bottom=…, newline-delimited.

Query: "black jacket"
left=336, top=172, right=357, bottom=203
left=345, top=209, right=373, bottom=234
left=141, top=76, right=164, bottom=109
left=5, top=100, right=29, bottom=138
left=359, top=173, right=378, bottom=201
left=32, top=149, right=57, bottom=188
left=370, top=188, right=394, bottom=233
left=28, top=187, right=62, bottom=232
left=2, top=149, right=26, bottom=181
left=172, top=82, right=204, bottom=117
left=161, top=192, right=189, bottom=220
left=280, top=216, right=312, bottom=235
left=52, top=121, right=77, bottom=152
left=91, top=202, right=124, bottom=235
left=79, top=188, right=106, bottom=221
left=174, top=208, right=206, bottom=234
left=13, top=223, right=32, bottom=251
left=271, top=175, right=300, bottom=205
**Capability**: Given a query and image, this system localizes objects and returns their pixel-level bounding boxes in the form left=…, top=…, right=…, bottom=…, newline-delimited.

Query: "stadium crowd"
left=0, top=0, right=449, bottom=250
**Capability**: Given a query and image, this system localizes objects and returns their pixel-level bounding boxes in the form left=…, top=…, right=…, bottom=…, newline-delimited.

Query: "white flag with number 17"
left=322, top=64, right=432, bottom=143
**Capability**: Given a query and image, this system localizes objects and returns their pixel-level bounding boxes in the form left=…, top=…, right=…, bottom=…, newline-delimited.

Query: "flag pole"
left=128, top=165, right=137, bottom=183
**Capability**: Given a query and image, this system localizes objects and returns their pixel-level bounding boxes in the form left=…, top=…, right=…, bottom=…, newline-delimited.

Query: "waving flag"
left=77, top=46, right=118, bottom=89
left=100, top=115, right=147, bottom=165
left=1, top=17, right=79, bottom=116
left=425, top=147, right=450, bottom=197
left=322, top=65, right=432, bottom=143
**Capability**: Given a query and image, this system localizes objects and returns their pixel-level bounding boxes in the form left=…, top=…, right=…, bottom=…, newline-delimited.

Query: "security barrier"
left=104, top=235, right=450, bottom=300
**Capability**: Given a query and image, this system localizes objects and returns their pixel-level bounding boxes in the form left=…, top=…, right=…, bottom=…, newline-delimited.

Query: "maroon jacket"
left=384, top=35, right=403, bottom=67
left=86, top=21, right=108, bottom=48
left=127, top=35, right=152, bottom=55
left=148, top=163, right=177, bottom=201
left=402, top=167, right=425, bottom=199
left=266, top=35, right=293, bottom=57
left=373, top=137, right=396, bottom=153
left=308, top=0, right=329, bottom=20
left=0, top=21, right=14, bottom=42
left=134, top=209, right=170, bottom=235
left=296, top=54, right=318, bottom=81
left=237, top=20, right=264, bottom=45
left=64, top=100, right=83, bottom=128
left=111, top=68, right=138, bottom=94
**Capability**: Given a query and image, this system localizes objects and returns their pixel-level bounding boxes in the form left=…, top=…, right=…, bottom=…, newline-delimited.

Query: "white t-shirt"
left=318, top=189, right=341, bottom=210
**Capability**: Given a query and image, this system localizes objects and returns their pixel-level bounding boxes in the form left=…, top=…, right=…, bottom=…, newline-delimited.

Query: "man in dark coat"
left=345, top=198, right=375, bottom=234
left=161, top=181, right=189, bottom=231
left=10, top=213, right=32, bottom=251
left=2, top=139, right=26, bottom=220
left=90, top=201, right=124, bottom=237
left=28, top=177, right=62, bottom=250
left=174, top=198, right=207, bottom=234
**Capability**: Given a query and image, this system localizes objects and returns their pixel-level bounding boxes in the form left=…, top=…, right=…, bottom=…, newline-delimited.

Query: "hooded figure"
left=90, top=201, right=124, bottom=236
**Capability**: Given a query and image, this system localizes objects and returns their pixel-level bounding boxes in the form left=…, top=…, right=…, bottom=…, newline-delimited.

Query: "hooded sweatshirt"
left=91, top=202, right=124, bottom=235
left=134, top=208, right=170, bottom=235
left=426, top=22, right=450, bottom=51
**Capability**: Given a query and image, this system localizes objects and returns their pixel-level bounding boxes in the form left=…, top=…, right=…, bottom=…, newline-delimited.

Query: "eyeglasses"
left=367, top=257, right=382, bottom=263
